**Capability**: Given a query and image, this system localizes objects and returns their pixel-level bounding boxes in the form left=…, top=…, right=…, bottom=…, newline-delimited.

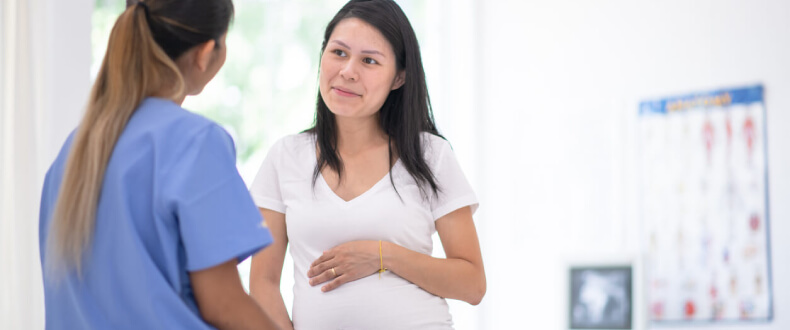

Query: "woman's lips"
left=332, top=87, right=360, bottom=97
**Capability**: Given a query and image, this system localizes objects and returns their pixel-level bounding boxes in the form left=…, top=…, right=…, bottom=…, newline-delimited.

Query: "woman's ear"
left=195, top=39, right=217, bottom=72
left=391, top=70, right=406, bottom=90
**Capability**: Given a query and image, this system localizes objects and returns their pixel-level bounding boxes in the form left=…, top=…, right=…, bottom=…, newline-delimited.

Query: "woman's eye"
left=333, top=49, right=347, bottom=57
left=363, top=58, right=378, bottom=65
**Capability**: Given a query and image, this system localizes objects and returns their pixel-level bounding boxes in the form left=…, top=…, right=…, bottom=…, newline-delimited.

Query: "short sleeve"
left=164, top=124, right=273, bottom=272
left=429, top=139, right=479, bottom=221
left=249, top=138, right=286, bottom=213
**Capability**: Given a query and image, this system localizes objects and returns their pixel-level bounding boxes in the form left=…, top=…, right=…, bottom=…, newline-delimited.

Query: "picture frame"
left=569, top=265, right=633, bottom=329
left=565, top=255, right=643, bottom=330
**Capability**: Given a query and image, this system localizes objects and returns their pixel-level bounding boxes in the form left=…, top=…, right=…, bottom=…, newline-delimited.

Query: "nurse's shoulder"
left=131, top=97, right=222, bottom=142
left=121, top=97, right=235, bottom=174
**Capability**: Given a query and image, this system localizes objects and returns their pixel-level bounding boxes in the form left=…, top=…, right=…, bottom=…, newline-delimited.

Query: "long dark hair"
left=48, top=0, right=233, bottom=277
left=307, top=0, right=442, bottom=198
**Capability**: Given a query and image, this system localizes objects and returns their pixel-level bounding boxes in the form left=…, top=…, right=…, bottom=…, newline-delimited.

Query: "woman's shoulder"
left=277, top=132, right=314, bottom=148
left=262, top=132, right=315, bottom=165
left=420, top=131, right=449, bottom=147
left=269, top=132, right=314, bottom=154
left=419, top=131, right=451, bottom=164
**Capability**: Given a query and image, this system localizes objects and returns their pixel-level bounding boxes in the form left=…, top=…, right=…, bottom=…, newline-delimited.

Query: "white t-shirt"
left=250, top=132, right=478, bottom=330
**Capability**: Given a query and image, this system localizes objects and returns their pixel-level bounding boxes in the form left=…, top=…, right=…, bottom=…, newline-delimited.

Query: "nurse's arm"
left=190, top=259, right=280, bottom=330
left=249, top=208, right=293, bottom=330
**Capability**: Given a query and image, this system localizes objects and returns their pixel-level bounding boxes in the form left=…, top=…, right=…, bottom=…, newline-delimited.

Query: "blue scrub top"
left=39, top=98, right=273, bottom=329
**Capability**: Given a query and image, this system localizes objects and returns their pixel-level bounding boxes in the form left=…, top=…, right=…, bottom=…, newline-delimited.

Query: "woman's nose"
left=339, top=60, right=359, bottom=81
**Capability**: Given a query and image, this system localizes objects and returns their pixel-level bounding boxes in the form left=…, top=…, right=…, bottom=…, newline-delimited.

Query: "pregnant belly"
left=291, top=272, right=453, bottom=330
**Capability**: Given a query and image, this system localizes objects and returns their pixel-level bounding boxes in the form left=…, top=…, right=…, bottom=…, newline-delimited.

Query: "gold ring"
left=330, top=267, right=337, bottom=277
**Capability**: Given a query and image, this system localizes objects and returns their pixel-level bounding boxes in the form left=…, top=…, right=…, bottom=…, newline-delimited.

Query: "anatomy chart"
left=638, top=85, right=772, bottom=323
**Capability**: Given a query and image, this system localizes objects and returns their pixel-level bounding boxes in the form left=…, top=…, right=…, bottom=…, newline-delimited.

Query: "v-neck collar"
left=317, top=158, right=402, bottom=207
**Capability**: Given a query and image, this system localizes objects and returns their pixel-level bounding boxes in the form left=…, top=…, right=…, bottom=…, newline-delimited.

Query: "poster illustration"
left=638, top=85, right=772, bottom=323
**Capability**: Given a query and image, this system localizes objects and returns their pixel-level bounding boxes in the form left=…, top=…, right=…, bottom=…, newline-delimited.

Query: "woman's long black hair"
left=307, top=0, right=442, bottom=198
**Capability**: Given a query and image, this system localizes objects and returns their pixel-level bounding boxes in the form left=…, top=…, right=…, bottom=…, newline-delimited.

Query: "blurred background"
left=2, top=0, right=788, bottom=329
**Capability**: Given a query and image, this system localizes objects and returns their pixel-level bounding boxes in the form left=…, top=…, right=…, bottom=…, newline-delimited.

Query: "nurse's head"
left=48, top=0, right=233, bottom=277
left=106, top=0, right=234, bottom=99
left=310, top=0, right=441, bottom=197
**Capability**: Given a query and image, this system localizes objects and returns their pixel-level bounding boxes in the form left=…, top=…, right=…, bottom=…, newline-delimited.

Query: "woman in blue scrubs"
left=38, top=0, right=278, bottom=328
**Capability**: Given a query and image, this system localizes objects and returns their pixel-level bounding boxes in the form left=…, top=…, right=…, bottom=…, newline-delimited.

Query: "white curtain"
left=1, top=0, right=45, bottom=328
left=0, top=0, right=91, bottom=328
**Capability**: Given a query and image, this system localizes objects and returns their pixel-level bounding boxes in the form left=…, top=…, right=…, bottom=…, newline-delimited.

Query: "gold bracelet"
left=378, top=240, right=388, bottom=279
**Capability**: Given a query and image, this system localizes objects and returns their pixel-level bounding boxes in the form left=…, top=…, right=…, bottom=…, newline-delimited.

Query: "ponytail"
left=46, top=3, right=184, bottom=277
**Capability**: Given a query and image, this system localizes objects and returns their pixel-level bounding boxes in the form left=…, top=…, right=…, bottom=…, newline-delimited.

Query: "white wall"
left=474, top=0, right=789, bottom=329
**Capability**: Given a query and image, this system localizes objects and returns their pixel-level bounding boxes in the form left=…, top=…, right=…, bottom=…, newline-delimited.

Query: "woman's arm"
left=308, top=206, right=486, bottom=305
left=386, top=206, right=486, bottom=304
left=249, top=208, right=294, bottom=330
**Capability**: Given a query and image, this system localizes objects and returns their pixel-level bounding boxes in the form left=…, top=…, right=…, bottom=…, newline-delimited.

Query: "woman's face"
left=319, top=18, right=405, bottom=120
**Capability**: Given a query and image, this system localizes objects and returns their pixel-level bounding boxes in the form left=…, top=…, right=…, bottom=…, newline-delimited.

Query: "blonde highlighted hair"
left=47, top=0, right=234, bottom=277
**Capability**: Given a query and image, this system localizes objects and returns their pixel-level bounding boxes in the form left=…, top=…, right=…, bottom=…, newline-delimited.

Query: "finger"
left=308, top=257, right=335, bottom=278
left=311, top=250, right=335, bottom=268
left=321, top=274, right=349, bottom=292
left=309, top=267, right=337, bottom=287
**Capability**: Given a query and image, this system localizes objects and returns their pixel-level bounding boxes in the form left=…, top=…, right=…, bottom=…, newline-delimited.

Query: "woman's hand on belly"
left=307, top=240, right=380, bottom=292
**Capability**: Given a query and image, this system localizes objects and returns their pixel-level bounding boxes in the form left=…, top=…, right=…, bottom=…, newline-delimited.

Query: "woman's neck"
left=335, top=115, right=388, bottom=155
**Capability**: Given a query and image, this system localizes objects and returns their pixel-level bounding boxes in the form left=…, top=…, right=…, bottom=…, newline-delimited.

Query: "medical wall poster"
left=638, top=85, right=772, bottom=324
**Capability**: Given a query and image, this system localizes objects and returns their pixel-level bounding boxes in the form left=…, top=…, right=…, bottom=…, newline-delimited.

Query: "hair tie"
left=136, top=1, right=150, bottom=17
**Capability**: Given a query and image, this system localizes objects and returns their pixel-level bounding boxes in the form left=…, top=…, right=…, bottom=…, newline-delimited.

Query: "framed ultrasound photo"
left=569, top=265, right=633, bottom=330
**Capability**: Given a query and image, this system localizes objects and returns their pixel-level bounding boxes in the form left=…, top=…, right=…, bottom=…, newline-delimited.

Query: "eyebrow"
left=331, top=40, right=385, bottom=57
